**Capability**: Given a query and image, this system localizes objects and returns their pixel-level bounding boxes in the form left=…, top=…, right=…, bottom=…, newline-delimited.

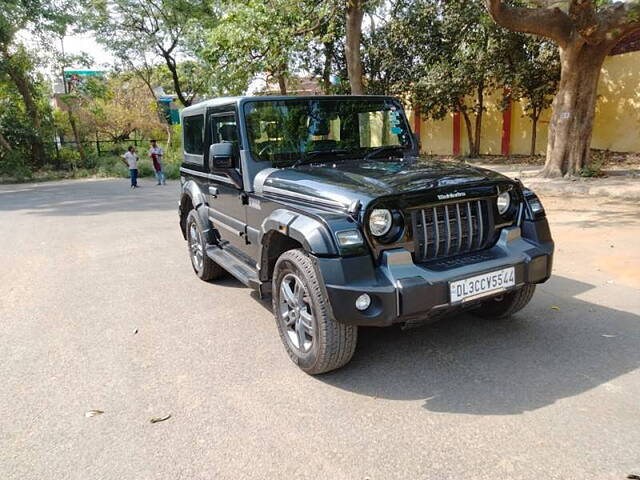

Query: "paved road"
left=1, top=177, right=639, bottom=480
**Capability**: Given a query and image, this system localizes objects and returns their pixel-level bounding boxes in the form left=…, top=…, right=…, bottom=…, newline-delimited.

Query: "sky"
left=63, top=33, right=114, bottom=70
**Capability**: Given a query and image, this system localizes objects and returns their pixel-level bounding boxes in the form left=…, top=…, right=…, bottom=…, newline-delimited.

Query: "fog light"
left=355, top=293, right=371, bottom=311
left=529, top=198, right=543, bottom=214
left=336, top=229, right=363, bottom=247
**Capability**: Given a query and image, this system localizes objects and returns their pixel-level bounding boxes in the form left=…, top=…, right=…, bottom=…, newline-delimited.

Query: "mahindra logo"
left=437, top=191, right=466, bottom=200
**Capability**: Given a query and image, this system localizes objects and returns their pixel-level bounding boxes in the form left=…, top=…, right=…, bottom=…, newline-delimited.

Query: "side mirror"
left=209, top=142, right=234, bottom=170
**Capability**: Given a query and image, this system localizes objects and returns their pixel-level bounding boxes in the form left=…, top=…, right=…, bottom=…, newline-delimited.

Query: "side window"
left=183, top=115, right=204, bottom=155
left=212, top=114, right=240, bottom=168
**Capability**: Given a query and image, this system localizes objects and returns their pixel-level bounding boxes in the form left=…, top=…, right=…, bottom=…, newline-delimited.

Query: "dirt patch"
left=541, top=195, right=640, bottom=289
left=426, top=150, right=640, bottom=170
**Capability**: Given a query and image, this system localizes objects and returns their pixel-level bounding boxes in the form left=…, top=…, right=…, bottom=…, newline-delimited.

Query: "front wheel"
left=186, top=210, right=226, bottom=281
left=473, top=284, right=536, bottom=319
left=272, top=249, right=357, bottom=375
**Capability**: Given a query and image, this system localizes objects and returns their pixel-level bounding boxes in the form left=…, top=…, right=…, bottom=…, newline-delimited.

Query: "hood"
left=256, top=158, right=512, bottom=210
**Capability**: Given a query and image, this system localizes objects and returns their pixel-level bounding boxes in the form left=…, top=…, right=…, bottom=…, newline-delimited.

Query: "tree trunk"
left=461, top=110, right=475, bottom=157
left=0, top=131, right=12, bottom=151
left=345, top=0, right=365, bottom=95
left=277, top=73, right=287, bottom=95
left=322, top=41, right=334, bottom=94
left=543, top=41, right=609, bottom=177
left=161, top=52, right=192, bottom=107
left=67, top=109, right=86, bottom=166
left=530, top=108, right=538, bottom=157
left=165, top=123, right=172, bottom=152
left=473, top=85, right=484, bottom=157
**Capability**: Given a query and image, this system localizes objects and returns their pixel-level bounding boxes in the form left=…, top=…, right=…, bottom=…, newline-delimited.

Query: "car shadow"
left=319, top=274, right=640, bottom=415
left=0, top=179, right=179, bottom=216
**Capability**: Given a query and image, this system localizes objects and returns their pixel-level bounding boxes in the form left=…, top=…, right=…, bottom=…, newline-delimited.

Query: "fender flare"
left=180, top=179, right=213, bottom=241
left=260, top=209, right=338, bottom=257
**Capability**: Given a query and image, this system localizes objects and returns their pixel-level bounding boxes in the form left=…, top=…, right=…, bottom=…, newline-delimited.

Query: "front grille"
left=411, top=199, right=494, bottom=262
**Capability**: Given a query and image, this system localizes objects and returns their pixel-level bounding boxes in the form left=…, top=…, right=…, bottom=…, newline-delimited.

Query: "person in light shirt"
left=122, top=146, right=139, bottom=188
left=149, top=139, right=166, bottom=185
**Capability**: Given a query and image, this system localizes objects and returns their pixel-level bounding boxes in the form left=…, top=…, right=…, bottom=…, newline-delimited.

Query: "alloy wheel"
left=278, top=273, right=314, bottom=353
left=188, top=222, right=204, bottom=271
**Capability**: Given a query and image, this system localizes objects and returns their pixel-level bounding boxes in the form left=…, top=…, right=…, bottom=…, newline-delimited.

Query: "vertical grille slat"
left=443, top=205, right=451, bottom=256
left=455, top=203, right=462, bottom=254
left=412, top=197, right=493, bottom=263
left=432, top=206, right=440, bottom=257
left=466, top=202, right=473, bottom=251
left=476, top=200, right=484, bottom=248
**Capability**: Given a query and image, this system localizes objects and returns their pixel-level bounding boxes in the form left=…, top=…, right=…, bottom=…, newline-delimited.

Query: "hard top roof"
left=180, top=95, right=401, bottom=116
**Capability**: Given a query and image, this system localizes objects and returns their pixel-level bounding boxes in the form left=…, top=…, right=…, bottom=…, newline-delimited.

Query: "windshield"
left=244, top=98, right=412, bottom=167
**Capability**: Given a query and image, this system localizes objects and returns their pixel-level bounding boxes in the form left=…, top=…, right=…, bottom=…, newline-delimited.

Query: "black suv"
left=178, top=95, right=554, bottom=374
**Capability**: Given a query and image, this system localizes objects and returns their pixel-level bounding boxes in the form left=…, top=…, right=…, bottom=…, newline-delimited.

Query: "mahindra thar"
left=178, top=96, right=554, bottom=374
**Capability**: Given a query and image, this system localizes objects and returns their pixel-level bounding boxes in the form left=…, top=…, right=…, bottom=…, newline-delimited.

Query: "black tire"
left=186, top=210, right=226, bottom=281
left=272, top=249, right=357, bottom=375
left=473, top=284, right=536, bottom=319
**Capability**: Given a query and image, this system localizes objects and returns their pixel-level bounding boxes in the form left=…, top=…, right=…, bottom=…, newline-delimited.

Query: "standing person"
left=122, top=145, right=139, bottom=188
left=149, top=139, right=166, bottom=185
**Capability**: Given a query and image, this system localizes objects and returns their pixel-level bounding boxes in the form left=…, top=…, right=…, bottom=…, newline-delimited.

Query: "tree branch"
left=568, top=0, right=599, bottom=42
left=484, top=0, right=574, bottom=48
left=596, top=1, right=640, bottom=47
left=0, top=131, right=12, bottom=152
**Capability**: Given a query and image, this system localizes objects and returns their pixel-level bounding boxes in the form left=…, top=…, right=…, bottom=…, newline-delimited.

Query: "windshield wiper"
left=293, top=149, right=350, bottom=167
left=363, top=145, right=406, bottom=161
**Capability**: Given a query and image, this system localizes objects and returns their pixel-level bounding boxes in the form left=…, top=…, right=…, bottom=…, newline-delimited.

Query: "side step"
left=206, top=245, right=261, bottom=289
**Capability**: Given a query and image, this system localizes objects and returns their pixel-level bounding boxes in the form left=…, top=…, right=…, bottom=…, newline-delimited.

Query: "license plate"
left=449, top=267, right=515, bottom=303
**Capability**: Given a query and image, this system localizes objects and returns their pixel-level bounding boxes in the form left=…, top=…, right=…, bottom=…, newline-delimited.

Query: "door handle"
left=208, top=186, right=218, bottom=198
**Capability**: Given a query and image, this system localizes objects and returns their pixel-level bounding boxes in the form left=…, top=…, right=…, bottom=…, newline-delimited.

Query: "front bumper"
left=318, top=223, right=554, bottom=327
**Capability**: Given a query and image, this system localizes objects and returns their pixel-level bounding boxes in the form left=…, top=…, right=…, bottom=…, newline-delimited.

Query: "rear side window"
left=183, top=115, right=204, bottom=155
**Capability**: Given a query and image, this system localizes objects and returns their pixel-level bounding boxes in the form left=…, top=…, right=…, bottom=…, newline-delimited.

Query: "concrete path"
left=1, top=177, right=639, bottom=479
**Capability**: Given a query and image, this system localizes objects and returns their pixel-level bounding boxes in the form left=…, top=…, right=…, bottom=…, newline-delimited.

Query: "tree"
left=485, top=0, right=640, bottom=177
left=509, top=38, right=560, bottom=156
left=0, top=0, right=74, bottom=166
left=80, top=75, right=167, bottom=142
left=362, top=0, right=441, bottom=96
left=411, top=0, right=522, bottom=157
left=202, top=0, right=334, bottom=95
left=89, top=0, right=216, bottom=107
left=0, top=45, right=46, bottom=165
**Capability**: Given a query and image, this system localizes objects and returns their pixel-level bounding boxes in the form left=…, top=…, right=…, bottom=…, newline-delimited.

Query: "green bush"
left=95, top=155, right=129, bottom=177
left=58, top=148, right=81, bottom=170
left=0, top=149, right=33, bottom=181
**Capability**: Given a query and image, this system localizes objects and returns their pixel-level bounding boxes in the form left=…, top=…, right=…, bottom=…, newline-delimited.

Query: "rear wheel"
left=272, top=249, right=357, bottom=375
left=473, top=284, right=536, bottom=319
left=186, top=210, right=226, bottom=281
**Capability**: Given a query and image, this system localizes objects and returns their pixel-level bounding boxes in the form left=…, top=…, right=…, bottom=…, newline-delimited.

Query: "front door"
left=206, top=111, right=250, bottom=257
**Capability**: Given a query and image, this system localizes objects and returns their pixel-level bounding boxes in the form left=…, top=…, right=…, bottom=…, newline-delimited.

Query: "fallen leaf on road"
left=150, top=414, right=171, bottom=424
left=550, top=305, right=560, bottom=311
left=85, top=410, right=104, bottom=418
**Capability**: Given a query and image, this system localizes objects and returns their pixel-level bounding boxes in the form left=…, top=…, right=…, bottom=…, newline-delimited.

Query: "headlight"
left=497, top=191, right=511, bottom=216
left=369, top=209, right=393, bottom=237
